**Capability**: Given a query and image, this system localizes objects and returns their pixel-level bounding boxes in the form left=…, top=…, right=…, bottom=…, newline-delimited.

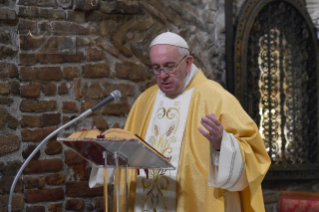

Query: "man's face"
left=149, top=45, right=193, bottom=98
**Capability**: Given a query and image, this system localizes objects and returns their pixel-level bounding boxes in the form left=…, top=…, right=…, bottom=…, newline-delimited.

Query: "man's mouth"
left=161, top=82, right=172, bottom=88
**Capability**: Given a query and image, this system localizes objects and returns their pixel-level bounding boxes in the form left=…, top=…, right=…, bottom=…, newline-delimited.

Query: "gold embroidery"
left=141, top=102, right=180, bottom=211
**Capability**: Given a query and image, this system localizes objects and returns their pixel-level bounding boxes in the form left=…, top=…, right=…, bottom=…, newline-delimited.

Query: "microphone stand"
left=8, top=90, right=121, bottom=212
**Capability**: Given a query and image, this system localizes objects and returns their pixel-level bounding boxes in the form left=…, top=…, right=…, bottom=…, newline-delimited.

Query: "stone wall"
left=0, top=0, right=224, bottom=211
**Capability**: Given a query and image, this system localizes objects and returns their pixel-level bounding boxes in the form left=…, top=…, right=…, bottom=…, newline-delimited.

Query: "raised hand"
left=198, top=113, right=223, bottom=150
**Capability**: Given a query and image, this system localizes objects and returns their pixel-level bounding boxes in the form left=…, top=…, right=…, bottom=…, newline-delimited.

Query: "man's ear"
left=185, top=56, right=194, bottom=73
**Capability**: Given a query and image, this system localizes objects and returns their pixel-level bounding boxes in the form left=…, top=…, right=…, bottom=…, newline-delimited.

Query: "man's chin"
left=159, top=87, right=179, bottom=98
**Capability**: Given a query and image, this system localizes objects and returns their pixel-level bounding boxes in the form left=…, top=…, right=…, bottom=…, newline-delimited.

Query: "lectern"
left=58, top=132, right=175, bottom=212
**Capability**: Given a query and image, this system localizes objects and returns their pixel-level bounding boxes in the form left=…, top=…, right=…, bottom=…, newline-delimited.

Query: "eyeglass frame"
left=151, top=55, right=188, bottom=76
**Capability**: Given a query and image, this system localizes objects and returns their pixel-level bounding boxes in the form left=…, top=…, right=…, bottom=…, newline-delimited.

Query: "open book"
left=58, top=128, right=175, bottom=169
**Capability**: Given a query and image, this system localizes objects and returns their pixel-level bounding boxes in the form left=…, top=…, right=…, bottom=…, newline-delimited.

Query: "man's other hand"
left=198, top=113, right=223, bottom=150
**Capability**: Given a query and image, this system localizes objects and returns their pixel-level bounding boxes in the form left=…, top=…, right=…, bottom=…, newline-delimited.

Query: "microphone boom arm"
left=8, top=89, right=121, bottom=212
left=7, top=109, right=92, bottom=212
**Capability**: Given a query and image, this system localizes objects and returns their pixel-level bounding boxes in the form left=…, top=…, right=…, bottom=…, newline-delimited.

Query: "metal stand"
left=113, top=151, right=129, bottom=212
left=103, top=151, right=108, bottom=212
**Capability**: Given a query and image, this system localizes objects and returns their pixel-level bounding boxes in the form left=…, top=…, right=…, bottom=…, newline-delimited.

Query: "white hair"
left=178, top=47, right=190, bottom=57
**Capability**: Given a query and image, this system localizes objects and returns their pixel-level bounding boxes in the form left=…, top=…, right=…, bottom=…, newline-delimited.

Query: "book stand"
left=58, top=137, right=175, bottom=212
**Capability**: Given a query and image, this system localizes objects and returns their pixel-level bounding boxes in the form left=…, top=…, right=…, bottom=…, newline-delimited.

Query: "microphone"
left=90, top=90, right=122, bottom=112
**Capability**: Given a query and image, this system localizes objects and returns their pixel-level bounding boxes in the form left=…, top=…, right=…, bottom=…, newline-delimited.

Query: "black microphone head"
left=110, top=90, right=121, bottom=102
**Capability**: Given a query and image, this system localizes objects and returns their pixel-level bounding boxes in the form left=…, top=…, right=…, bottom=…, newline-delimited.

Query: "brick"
left=18, top=19, right=37, bottom=34
left=92, top=116, right=108, bottom=131
left=58, top=82, right=68, bottom=95
left=20, top=67, right=63, bottom=81
left=19, top=67, right=36, bottom=81
left=20, top=100, right=57, bottom=112
left=0, top=45, right=16, bottom=59
left=0, top=133, right=20, bottom=157
left=98, top=19, right=118, bottom=38
left=8, top=114, right=19, bottom=129
left=0, top=176, right=23, bottom=194
left=45, top=140, right=62, bottom=155
left=95, top=37, right=120, bottom=58
left=42, top=82, right=56, bottom=96
left=26, top=205, right=45, bottom=212
left=62, top=101, right=78, bottom=113
left=10, top=80, right=20, bottom=95
left=112, top=39, right=133, bottom=58
left=22, top=144, right=40, bottom=160
left=38, top=21, right=51, bottom=35
left=63, top=66, right=80, bottom=79
left=107, top=1, right=142, bottom=14
left=65, top=199, right=84, bottom=210
left=131, top=41, right=152, bottom=66
left=20, top=34, right=45, bottom=50
left=0, top=82, right=10, bottom=95
left=23, top=176, right=45, bottom=189
left=18, top=6, right=65, bottom=20
left=21, top=115, right=42, bottom=128
left=87, top=47, right=104, bottom=61
left=21, top=127, right=57, bottom=142
left=0, top=97, right=13, bottom=105
left=21, top=83, right=41, bottom=98
left=103, top=81, right=135, bottom=97
left=2, top=160, right=22, bottom=176
left=0, top=30, right=11, bottom=45
left=86, top=82, right=105, bottom=99
left=73, top=0, right=100, bottom=10
left=38, top=0, right=58, bottom=7
left=147, top=0, right=183, bottom=27
left=0, top=8, right=17, bottom=20
left=7, top=63, right=18, bottom=78
left=65, top=149, right=84, bottom=165
left=66, top=181, right=103, bottom=197
left=83, top=63, right=110, bottom=78
left=67, top=11, right=85, bottom=23
left=48, top=203, right=62, bottom=212
left=52, top=21, right=97, bottom=35
left=24, top=158, right=63, bottom=174
left=36, top=67, right=63, bottom=81
left=76, top=37, right=91, bottom=47
left=37, top=53, right=84, bottom=64
left=19, top=53, right=37, bottom=66
left=74, top=78, right=81, bottom=98
left=18, top=0, right=57, bottom=7
left=102, top=98, right=130, bottom=116
left=0, top=195, right=24, bottom=211
left=115, top=61, right=151, bottom=82
left=45, top=173, right=65, bottom=185
left=71, top=164, right=90, bottom=180
left=0, top=107, right=8, bottom=129
left=25, top=188, right=64, bottom=203
left=42, top=113, right=60, bottom=126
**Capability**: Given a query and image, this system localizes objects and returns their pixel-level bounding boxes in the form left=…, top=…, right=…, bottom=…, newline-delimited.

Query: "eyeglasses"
left=152, top=55, right=187, bottom=76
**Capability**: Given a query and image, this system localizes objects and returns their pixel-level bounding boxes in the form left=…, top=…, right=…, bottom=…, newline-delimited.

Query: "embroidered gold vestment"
left=111, top=70, right=270, bottom=212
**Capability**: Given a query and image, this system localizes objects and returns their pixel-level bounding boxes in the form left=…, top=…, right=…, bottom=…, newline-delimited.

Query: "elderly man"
left=90, top=32, right=270, bottom=212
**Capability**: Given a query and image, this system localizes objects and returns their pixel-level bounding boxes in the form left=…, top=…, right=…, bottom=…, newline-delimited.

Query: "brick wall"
left=0, top=0, right=224, bottom=211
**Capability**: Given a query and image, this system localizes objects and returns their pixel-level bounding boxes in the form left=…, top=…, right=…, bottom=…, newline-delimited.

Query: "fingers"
left=206, top=113, right=221, bottom=126
left=198, top=127, right=214, bottom=140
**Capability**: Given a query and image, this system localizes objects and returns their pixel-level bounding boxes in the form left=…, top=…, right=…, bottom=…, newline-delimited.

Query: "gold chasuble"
left=110, top=70, right=270, bottom=212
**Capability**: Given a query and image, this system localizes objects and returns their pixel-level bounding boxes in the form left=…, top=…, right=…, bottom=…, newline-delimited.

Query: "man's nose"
left=158, top=69, right=169, bottom=79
